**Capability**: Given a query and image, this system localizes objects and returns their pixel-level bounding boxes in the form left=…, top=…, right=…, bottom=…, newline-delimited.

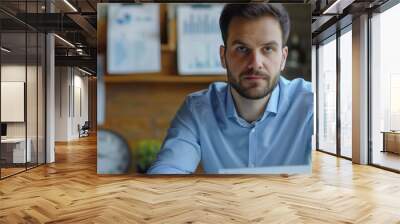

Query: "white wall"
left=1, top=65, right=26, bottom=81
left=72, top=73, right=89, bottom=138
left=54, top=67, right=89, bottom=141
left=55, top=66, right=69, bottom=141
left=1, top=65, right=36, bottom=138
left=1, top=82, right=25, bottom=122
left=1, top=64, right=45, bottom=164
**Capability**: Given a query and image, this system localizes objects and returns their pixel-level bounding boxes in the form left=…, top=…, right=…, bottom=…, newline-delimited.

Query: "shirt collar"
left=226, top=86, right=237, bottom=119
left=265, top=81, right=280, bottom=115
left=225, top=79, right=281, bottom=121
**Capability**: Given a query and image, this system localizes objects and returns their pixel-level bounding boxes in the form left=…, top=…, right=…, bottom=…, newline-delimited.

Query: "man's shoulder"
left=280, top=76, right=312, bottom=95
left=279, top=76, right=313, bottom=113
left=186, top=82, right=228, bottom=103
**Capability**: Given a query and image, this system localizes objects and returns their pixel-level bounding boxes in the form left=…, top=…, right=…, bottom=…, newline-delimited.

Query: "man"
left=148, top=3, right=313, bottom=174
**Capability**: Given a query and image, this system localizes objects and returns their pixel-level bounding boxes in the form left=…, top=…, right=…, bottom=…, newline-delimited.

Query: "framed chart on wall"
left=177, top=4, right=225, bottom=75
left=107, top=4, right=161, bottom=74
left=1, top=81, right=25, bottom=122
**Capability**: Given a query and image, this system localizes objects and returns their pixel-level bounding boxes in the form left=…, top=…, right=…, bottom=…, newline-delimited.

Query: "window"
left=370, top=2, right=400, bottom=171
left=339, top=28, right=352, bottom=158
left=317, top=36, right=337, bottom=154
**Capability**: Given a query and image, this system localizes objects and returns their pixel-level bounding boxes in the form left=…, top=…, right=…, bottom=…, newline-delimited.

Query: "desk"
left=381, top=131, right=400, bottom=154
left=1, top=138, right=31, bottom=163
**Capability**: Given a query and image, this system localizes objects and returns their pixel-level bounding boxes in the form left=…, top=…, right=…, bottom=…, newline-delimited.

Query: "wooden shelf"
left=104, top=74, right=227, bottom=84
left=161, top=44, right=175, bottom=52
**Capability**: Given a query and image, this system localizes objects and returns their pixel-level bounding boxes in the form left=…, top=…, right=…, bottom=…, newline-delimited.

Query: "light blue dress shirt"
left=147, top=76, right=314, bottom=174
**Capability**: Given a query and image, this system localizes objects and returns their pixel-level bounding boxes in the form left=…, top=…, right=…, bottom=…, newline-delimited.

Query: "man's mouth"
left=242, top=74, right=266, bottom=80
left=244, top=75, right=264, bottom=80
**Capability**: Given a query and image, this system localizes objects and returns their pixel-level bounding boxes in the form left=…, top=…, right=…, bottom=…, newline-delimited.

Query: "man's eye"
left=264, top=47, right=273, bottom=53
left=236, top=46, right=248, bottom=53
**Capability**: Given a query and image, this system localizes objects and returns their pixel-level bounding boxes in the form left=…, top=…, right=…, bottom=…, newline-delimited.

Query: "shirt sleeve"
left=147, top=96, right=201, bottom=174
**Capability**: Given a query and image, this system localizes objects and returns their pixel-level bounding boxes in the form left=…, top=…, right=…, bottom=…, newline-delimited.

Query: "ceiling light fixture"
left=78, top=67, right=93, bottom=76
left=63, top=0, right=78, bottom=12
left=323, top=0, right=342, bottom=14
left=54, top=34, right=75, bottom=48
left=1, top=47, right=11, bottom=53
left=322, top=0, right=354, bottom=15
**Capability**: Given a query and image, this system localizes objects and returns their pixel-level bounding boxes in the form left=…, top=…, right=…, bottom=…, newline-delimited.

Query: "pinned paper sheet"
left=107, top=4, right=161, bottom=74
left=177, top=5, right=225, bottom=75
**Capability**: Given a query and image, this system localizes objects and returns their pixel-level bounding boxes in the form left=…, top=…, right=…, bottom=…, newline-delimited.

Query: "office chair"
left=79, top=121, right=90, bottom=138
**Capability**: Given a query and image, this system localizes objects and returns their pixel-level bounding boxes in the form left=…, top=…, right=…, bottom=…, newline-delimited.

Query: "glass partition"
left=1, top=30, right=28, bottom=178
left=339, top=28, right=352, bottom=158
left=38, top=32, right=45, bottom=165
left=0, top=1, right=46, bottom=179
left=371, top=3, right=400, bottom=171
left=317, top=36, right=337, bottom=155
left=27, top=30, right=38, bottom=169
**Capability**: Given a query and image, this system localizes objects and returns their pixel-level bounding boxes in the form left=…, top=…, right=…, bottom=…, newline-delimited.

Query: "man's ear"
left=220, top=45, right=226, bottom=69
left=280, top=46, right=288, bottom=71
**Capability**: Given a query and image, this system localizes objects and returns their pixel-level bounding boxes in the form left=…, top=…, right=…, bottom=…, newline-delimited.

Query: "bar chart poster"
left=177, top=5, right=226, bottom=75
left=107, top=4, right=161, bottom=74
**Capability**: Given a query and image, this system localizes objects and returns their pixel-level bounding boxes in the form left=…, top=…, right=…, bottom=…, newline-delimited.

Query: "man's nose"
left=247, top=51, right=263, bottom=71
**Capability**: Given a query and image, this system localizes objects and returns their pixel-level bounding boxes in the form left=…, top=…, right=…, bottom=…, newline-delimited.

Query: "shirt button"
left=251, top=129, right=255, bottom=133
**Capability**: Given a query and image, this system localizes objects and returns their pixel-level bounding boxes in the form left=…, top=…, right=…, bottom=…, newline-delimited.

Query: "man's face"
left=220, top=15, right=288, bottom=100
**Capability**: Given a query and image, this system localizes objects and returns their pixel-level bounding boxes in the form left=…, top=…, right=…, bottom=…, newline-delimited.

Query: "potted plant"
left=135, top=139, right=162, bottom=173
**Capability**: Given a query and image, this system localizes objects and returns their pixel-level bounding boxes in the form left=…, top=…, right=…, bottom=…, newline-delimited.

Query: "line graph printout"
left=177, top=5, right=226, bottom=75
left=107, top=4, right=161, bottom=74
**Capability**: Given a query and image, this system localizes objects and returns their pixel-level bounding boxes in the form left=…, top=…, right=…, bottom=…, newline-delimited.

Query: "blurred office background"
left=97, top=3, right=311, bottom=173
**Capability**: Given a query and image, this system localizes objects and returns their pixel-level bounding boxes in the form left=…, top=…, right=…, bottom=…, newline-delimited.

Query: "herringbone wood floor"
left=1, top=135, right=400, bottom=224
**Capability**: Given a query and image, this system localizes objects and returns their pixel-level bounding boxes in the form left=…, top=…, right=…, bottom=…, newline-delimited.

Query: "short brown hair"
left=219, top=3, right=290, bottom=47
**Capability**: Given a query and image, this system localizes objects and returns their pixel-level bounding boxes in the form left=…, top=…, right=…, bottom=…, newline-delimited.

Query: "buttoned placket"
left=248, top=123, right=257, bottom=167
left=231, top=100, right=274, bottom=168
left=247, top=111, right=272, bottom=168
